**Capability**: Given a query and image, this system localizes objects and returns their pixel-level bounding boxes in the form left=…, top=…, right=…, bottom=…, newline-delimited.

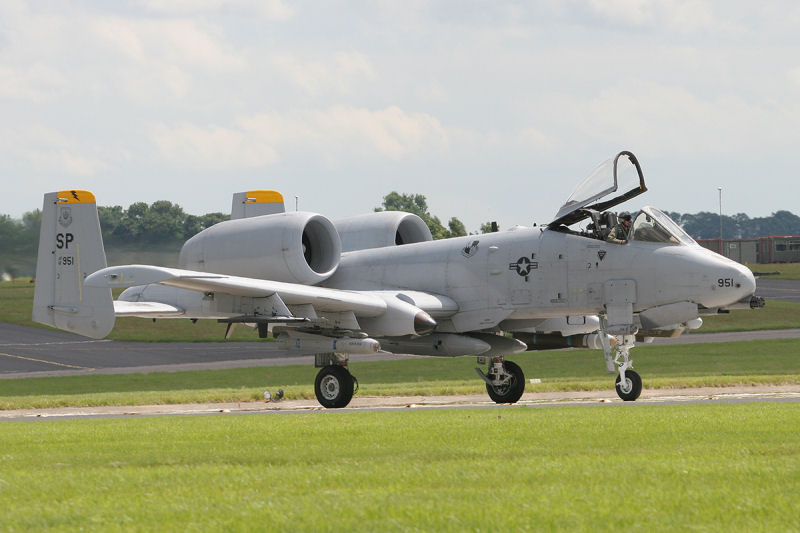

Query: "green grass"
left=697, top=299, right=800, bottom=332
left=1, top=404, right=798, bottom=532
left=2, top=339, right=799, bottom=410
left=749, top=262, right=800, bottom=280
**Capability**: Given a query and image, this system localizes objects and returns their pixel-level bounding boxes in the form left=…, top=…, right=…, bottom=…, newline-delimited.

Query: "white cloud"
left=586, top=0, right=720, bottom=33
left=272, top=52, right=376, bottom=96
left=0, top=64, right=66, bottom=101
left=0, top=125, right=109, bottom=177
left=548, top=79, right=796, bottom=158
left=90, top=17, right=245, bottom=72
left=788, top=66, right=800, bottom=86
left=140, top=0, right=293, bottom=20
left=151, top=122, right=280, bottom=171
left=81, top=16, right=248, bottom=104
left=152, top=106, right=449, bottom=170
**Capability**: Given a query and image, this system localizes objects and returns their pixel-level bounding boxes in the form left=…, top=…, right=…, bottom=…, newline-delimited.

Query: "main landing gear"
left=314, top=354, right=357, bottom=409
left=476, top=356, right=525, bottom=404
left=313, top=353, right=527, bottom=409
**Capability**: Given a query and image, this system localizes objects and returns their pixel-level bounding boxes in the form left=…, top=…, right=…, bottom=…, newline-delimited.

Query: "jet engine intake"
left=334, top=211, right=432, bottom=252
left=179, top=212, right=341, bottom=285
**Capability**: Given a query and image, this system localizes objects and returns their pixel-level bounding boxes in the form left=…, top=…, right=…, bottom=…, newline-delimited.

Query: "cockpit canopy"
left=548, top=151, right=696, bottom=246
left=550, top=151, right=646, bottom=228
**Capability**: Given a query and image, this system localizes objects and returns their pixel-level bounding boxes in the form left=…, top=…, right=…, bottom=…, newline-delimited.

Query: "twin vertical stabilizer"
left=230, top=190, right=285, bottom=219
left=32, top=190, right=115, bottom=339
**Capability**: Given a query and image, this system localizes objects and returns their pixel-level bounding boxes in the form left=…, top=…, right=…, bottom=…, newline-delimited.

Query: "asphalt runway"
left=2, top=319, right=799, bottom=379
left=754, top=277, right=800, bottom=302
left=0, top=322, right=419, bottom=378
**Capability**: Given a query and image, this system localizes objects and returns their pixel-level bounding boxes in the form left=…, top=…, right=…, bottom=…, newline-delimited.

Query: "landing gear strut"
left=476, top=357, right=525, bottom=404
left=610, top=340, right=642, bottom=401
left=314, top=364, right=356, bottom=408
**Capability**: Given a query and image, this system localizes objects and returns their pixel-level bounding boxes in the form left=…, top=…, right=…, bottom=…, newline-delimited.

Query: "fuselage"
left=323, top=222, right=756, bottom=333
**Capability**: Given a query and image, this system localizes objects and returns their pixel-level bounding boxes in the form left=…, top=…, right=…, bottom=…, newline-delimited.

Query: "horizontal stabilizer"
left=113, top=300, right=185, bottom=317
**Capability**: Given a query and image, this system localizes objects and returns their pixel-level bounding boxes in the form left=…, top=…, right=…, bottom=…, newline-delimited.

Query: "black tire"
left=615, top=369, right=642, bottom=401
left=486, top=360, right=525, bottom=404
left=314, top=365, right=355, bottom=408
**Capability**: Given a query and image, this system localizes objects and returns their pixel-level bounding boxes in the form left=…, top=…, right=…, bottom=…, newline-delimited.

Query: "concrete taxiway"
left=2, top=385, right=799, bottom=421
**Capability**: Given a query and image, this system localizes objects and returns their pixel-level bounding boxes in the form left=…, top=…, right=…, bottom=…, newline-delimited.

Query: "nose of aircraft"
left=713, top=254, right=758, bottom=308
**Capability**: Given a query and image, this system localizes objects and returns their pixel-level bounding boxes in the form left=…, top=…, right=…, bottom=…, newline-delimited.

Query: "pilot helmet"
left=618, top=211, right=632, bottom=221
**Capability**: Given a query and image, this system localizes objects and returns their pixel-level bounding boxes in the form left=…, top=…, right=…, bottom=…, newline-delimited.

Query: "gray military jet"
left=33, top=151, right=762, bottom=408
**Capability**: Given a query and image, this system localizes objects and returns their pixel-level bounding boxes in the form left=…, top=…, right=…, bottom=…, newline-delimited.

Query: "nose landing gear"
left=603, top=336, right=642, bottom=401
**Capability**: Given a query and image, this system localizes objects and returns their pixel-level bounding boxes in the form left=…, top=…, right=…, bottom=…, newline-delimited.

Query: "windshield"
left=631, top=207, right=696, bottom=246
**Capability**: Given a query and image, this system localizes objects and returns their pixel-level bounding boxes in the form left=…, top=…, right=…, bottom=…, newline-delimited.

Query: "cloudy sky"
left=2, top=1, right=799, bottom=232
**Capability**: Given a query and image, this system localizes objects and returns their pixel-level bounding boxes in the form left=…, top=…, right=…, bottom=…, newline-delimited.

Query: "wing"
left=85, top=265, right=458, bottom=337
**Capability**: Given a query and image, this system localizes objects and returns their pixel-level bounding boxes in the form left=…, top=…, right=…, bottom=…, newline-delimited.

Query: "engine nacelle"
left=334, top=211, right=432, bottom=252
left=179, top=212, right=341, bottom=285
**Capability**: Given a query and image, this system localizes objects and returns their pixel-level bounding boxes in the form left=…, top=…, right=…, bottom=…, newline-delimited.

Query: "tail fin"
left=231, top=190, right=285, bottom=219
left=32, top=190, right=115, bottom=339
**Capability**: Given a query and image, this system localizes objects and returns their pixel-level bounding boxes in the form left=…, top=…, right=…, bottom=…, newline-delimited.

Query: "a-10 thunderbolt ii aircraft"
left=33, top=151, right=763, bottom=408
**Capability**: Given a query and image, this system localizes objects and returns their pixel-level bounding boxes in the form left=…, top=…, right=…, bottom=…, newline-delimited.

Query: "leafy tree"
left=376, top=192, right=466, bottom=239
left=447, top=217, right=467, bottom=238
left=183, top=212, right=229, bottom=238
left=98, top=205, right=125, bottom=242
left=479, top=221, right=499, bottom=234
left=669, top=210, right=800, bottom=239
left=140, top=200, right=187, bottom=244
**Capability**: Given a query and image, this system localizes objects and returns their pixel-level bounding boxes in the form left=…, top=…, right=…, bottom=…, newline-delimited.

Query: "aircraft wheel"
left=315, top=365, right=355, bottom=408
left=486, top=360, right=525, bottom=404
left=615, top=370, right=642, bottom=401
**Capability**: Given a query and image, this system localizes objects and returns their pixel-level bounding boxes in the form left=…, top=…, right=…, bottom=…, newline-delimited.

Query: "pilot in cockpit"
left=606, top=211, right=632, bottom=244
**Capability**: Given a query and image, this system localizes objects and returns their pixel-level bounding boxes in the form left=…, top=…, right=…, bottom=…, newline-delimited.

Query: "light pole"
left=718, top=186, right=723, bottom=255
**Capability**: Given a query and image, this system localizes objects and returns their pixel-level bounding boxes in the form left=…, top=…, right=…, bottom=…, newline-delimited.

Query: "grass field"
left=2, top=338, right=799, bottom=410
left=697, top=299, right=800, bottom=332
left=1, top=403, right=798, bottom=532
left=749, top=262, right=800, bottom=279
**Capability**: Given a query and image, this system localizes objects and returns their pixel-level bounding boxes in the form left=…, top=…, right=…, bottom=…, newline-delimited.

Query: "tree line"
left=0, top=201, right=227, bottom=278
left=2, top=194, right=799, bottom=278
left=665, top=210, right=800, bottom=240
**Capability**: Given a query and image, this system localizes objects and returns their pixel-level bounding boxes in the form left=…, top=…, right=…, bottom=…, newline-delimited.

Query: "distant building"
left=697, top=235, right=800, bottom=264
